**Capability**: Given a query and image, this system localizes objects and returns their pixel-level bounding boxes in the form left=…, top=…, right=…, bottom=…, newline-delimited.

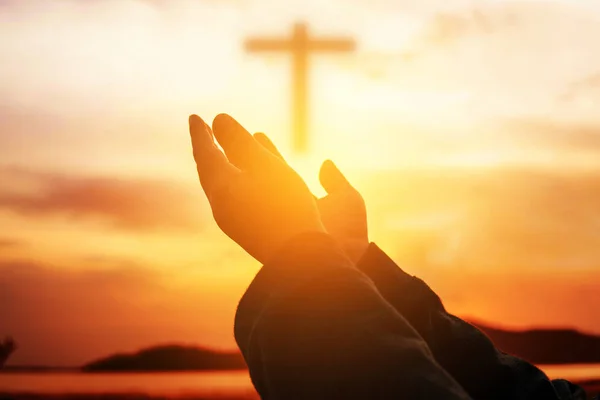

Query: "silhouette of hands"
left=316, top=160, right=369, bottom=263
left=254, top=133, right=369, bottom=263
left=189, top=114, right=325, bottom=264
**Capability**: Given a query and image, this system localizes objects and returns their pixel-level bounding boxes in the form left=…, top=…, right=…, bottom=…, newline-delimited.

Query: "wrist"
left=263, top=222, right=327, bottom=264
left=264, top=229, right=344, bottom=266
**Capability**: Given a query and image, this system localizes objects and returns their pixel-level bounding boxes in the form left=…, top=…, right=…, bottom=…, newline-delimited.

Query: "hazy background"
left=1, top=0, right=600, bottom=367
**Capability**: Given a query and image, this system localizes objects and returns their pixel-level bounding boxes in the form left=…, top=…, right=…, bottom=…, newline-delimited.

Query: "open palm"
left=188, top=114, right=324, bottom=264
left=254, top=133, right=369, bottom=263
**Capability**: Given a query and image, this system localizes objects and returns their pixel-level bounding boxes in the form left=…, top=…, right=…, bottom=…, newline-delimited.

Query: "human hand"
left=189, top=114, right=325, bottom=264
left=254, top=133, right=369, bottom=263
left=316, top=160, right=369, bottom=263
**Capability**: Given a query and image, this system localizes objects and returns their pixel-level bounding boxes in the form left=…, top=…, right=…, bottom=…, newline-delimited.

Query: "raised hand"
left=254, top=133, right=369, bottom=263
left=188, top=114, right=324, bottom=264
left=316, top=160, right=369, bottom=263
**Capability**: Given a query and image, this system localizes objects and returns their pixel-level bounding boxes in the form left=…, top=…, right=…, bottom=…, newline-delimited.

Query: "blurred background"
left=1, top=0, right=600, bottom=397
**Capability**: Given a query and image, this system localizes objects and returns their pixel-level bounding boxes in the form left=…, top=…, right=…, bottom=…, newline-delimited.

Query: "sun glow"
left=4, top=0, right=600, bottom=369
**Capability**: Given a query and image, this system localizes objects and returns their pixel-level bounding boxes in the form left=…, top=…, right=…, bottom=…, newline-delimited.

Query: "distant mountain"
left=80, top=323, right=600, bottom=372
left=81, top=344, right=247, bottom=372
left=472, top=322, right=600, bottom=364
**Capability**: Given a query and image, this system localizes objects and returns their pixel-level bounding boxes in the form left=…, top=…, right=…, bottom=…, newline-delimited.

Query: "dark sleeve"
left=356, top=243, right=588, bottom=400
left=234, top=232, right=472, bottom=400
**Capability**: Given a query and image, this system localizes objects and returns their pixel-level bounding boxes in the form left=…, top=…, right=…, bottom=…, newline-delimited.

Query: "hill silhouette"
left=80, top=324, right=600, bottom=372
left=472, top=322, right=600, bottom=364
left=82, top=344, right=246, bottom=372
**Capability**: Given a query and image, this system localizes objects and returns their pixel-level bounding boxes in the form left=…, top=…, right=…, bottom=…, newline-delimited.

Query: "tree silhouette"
left=0, top=336, right=17, bottom=368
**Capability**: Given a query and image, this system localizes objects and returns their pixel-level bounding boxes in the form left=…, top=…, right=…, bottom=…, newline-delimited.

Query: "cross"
left=245, top=22, right=356, bottom=153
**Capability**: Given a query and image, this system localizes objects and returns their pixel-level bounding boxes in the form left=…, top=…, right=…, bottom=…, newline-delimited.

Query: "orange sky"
left=1, top=0, right=600, bottom=366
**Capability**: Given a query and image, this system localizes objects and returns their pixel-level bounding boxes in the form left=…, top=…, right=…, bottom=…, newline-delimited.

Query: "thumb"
left=319, top=160, right=351, bottom=194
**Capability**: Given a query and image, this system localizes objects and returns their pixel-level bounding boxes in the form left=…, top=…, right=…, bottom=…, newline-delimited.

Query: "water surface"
left=0, top=365, right=598, bottom=395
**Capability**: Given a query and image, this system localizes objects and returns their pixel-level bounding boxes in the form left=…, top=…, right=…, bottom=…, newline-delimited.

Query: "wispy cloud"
left=501, top=118, right=600, bottom=152
left=560, top=72, right=600, bottom=102
left=421, top=10, right=492, bottom=46
left=406, top=5, right=520, bottom=53
left=362, top=167, right=600, bottom=269
left=0, top=167, right=207, bottom=231
left=0, top=238, right=22, bottom=248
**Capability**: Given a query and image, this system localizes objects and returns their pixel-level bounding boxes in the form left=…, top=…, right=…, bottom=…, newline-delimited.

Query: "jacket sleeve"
left=355, top=242, right=588, bottom=400
left=234, top=232, right=472, bottom=400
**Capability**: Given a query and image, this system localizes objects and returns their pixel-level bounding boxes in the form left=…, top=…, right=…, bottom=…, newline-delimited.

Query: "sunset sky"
left=2, top=0, right=600, bottom=367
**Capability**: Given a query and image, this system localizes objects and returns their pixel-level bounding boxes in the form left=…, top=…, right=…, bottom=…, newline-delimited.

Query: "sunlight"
left=286, top=154, right=331, bottom=197
left=3, top=1, right=600, bottom=388
left=360, top=13, right=423, bottom=54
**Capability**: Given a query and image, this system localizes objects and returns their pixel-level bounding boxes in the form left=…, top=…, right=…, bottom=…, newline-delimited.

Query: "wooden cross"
left=245, top=22, right=355, bottom=153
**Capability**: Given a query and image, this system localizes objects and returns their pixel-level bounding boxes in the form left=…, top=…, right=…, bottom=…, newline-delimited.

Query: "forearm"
left=356, top=243, right=584, bottom=400
left=235, top=232, right=472, bottom=400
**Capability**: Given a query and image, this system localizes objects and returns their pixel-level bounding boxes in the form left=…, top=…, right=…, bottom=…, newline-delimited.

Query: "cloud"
left=501, top=118, right=600, bottom=152
left=0, top=167, right=208, bottom=231
left=560, top=72, right=600, bottom=102
left=410, top=6, right=520, bottom=51
left=0, top=258, right=240, bottom=366
left=2, top=247, right=600, bottom=369
left=361, top=167, right=600, bottom=270
left=459, top=170, right=600, bottom=267
left=421, top=10, right=491, bottom=46
left=0, top=259, right=160, bottom=366
left=0, top=238, right=22, bottom=248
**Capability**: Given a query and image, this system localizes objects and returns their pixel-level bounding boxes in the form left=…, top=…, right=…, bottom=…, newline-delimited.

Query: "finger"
left=189, top=114, right=235, bottom=195
left=319, top=160, right=352, bottom=194
left=254, top=132, right=286, bottom=162
left=254, top=132, right=318, bottom=197
left=212, top=113, right=271, bottom=172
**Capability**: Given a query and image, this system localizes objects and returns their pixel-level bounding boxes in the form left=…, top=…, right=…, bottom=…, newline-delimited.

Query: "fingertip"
left=253, top=132, right=267, bottom=141
left=319, top=159, right=332, bottom=186
left=322, top=159, right=335, bottom=170
left=319, top=159, right=349, bottom=193
left=189, top=114, right=201, bottom=127
left=319, top=159, right=335, bottom=178
left=212, top=113, right=234, bottom=133
left=253, top=132, right=272, bottom=148
left=189, top=115, right=211, bottom=138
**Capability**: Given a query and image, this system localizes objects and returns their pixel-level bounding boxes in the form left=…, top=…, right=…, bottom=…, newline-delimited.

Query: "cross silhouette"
left=245, top=22, right=355, bottom=153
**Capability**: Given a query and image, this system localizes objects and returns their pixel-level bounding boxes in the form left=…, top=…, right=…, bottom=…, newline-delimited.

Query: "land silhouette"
left=475, top=322, right=600, bottom=365
left=76, top=322, right=600, bottom=373
left=82, top=345, right=246, bottom=372
left=3, top=322, right=599, bottom=373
